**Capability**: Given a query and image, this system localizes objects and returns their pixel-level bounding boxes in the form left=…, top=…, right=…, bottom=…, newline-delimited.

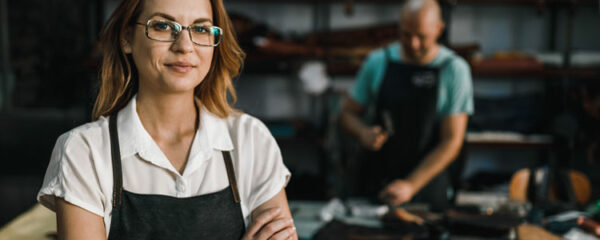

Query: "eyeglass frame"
left=135, top=19, right=223, bottom=47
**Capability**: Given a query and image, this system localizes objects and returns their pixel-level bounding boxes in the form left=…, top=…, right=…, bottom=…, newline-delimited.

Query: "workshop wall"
left=1, top=0, right=598, bottom=228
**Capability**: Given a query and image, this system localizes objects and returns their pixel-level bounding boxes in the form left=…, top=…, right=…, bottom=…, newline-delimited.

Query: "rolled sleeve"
left=351, top=50, right=383, bottom=107
left=246, top=120, right=291, bottom=213
left=441, top=58, right=474, bottom=116
left=37, top=132, right=105, bottom=217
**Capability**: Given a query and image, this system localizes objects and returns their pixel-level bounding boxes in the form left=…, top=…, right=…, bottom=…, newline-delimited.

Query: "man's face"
left=399, top=13, right=443, bottom=64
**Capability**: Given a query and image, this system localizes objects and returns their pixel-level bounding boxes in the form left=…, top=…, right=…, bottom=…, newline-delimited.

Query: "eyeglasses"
left=136, top=19, right=223, bottom=47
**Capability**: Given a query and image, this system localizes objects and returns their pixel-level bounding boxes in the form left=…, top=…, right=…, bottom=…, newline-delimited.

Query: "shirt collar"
left=116, top=95, right=234, bottom=164
left=117, top=95, right=152, bottom=158
left=197, top=98, right=234, bottom=152
left=392, top=42, right=450, bottom=67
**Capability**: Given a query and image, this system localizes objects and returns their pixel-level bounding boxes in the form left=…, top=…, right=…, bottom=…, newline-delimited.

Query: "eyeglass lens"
left=147, top=20, right=221, bottom=46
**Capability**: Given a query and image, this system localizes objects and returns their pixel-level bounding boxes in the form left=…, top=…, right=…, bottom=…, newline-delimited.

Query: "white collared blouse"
left=37, top=96, right=291, bottom=236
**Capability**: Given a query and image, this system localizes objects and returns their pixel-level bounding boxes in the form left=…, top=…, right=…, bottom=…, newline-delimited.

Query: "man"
left=340, top=0, right=473, bottom=211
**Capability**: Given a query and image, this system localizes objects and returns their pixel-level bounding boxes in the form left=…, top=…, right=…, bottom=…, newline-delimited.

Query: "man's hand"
left=359, top=126, right=389, bottom=151
left=242, top=207, right=296, bottom=240
left=379, top=179, right=416, bottom=206
left=340, top=96, right=389, bottom=151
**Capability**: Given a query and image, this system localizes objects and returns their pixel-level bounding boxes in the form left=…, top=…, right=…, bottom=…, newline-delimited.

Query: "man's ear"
left=437, top=21, right=446, bottom=37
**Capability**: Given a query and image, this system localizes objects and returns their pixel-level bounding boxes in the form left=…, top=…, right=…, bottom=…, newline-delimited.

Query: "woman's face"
left=124, top=0, right=215, bottom=95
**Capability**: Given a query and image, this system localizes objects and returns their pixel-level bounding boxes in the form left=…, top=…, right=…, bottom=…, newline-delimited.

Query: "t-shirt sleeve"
left=37, top=131, right=105, bottom=217
left=245, top=120, right=291, bottom=213
left=441, top=57, right=475, bottom=116
left=350, top=50, right=382, bottom=106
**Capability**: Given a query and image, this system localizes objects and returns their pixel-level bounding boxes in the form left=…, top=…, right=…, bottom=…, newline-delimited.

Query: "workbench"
left=0, top=201, right=567, bottom=240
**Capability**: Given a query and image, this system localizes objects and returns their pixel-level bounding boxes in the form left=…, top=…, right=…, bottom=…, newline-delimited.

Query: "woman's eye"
left=192, top=26, right=208, bottom=33
left=153, top=22, right=171, bottom=31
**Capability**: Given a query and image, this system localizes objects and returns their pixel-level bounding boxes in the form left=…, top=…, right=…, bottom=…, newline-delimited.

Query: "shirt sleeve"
left=350, top=49, right=383, bottom=106
left=37, top=131, right=105, bottom=217
left=440, top=57, right=475, bottom=116
left=245, top=119, right=291, bottom=213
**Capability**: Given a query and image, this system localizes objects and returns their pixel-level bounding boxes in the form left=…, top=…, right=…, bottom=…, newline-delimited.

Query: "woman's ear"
left=122, top=38, right=132, bottom=54
left=121, top=29, right=133, bottom=54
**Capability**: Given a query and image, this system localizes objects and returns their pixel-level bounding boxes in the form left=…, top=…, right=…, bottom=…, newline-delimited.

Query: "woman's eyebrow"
left=147, top=12, right=175, bottom=21
left=193, top=18, right=212, bottom=24
left=147, top=12, right=213, bottom=24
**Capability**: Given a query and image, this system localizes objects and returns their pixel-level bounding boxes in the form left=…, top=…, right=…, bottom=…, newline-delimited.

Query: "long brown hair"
left=92, top=0, right=245, bottom=120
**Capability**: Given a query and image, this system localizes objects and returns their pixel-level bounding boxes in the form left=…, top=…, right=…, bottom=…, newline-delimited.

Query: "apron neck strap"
left=384, top=46, right=392, bottom=62
left=109, top=113, right=124, bottom=208
left=222, top=151, right=241, bottom=203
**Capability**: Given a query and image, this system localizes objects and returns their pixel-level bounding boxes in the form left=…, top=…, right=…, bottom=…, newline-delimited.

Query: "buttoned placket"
left=175, top=177, right=187, bottom=197
left=115, top=95, right=235, bottom=199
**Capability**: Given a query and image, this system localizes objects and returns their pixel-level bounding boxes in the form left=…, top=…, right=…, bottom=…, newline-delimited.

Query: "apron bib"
left=106, top=113, right=246, bottom=239
left=359, top=47, right=453, bottom=211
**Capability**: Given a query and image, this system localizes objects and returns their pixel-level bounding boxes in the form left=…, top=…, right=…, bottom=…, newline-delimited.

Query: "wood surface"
left=0, top=204, right=56, bottom=240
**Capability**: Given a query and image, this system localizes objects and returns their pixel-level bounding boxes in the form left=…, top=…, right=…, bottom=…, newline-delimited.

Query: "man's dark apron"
left=359, top=48, right=453, bottom=211
left=106, top=113, right=246, bottom=239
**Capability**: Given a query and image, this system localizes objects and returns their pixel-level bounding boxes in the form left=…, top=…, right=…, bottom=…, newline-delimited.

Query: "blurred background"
left=0, top=0, right=599, bottom=233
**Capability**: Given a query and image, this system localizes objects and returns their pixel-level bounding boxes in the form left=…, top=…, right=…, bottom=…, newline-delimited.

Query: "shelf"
left=445, top=0, right=597, bottom=5
left=240, top=52, right=600, bottom=80
left=324, top=60, right=600, bottom=80
left=467, top=140, right=553, bottom=149
left=227, top=0, right=598, bottom=6
left=472, top=66, right=600, bottom=80
left=465, top=132, right=553, bottom=149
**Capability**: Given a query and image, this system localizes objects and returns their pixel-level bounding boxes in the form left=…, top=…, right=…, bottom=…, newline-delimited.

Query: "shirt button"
left=176, top=179, right=186, bottom=192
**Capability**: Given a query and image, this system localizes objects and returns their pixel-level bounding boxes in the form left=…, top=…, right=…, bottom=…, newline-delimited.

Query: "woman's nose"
left=171, top=29, right=195, bottom=53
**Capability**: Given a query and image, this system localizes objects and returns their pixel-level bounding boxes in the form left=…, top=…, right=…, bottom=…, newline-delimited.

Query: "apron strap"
left=439, top=57, right=454, bottom=70
left=109, top=113, right=124, bottom=208
left=383, top=46, right=391, bottom=62
left=222, top=151, right=241, bottom=203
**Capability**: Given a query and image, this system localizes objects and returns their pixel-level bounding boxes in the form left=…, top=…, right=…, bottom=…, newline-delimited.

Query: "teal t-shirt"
left=350, top=42, right=474, bottom=118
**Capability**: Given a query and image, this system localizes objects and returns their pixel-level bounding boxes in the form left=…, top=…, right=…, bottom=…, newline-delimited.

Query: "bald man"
left=340, top=0, right=473, bottom=211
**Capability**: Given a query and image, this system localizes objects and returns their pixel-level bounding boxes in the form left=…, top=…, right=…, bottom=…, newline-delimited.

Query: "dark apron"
left=106, top=113, right=246, bottom=240
left=359, top=48, right=452, bottom=211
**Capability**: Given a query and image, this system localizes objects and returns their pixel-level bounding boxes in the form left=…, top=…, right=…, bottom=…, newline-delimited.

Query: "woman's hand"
left=243, top=189, right=297, bottom=240
left=242, top=207, right=296, bottom=240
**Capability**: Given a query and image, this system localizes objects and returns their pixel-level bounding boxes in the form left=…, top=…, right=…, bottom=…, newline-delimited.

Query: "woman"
left=37, top=0, right=297, bottom=239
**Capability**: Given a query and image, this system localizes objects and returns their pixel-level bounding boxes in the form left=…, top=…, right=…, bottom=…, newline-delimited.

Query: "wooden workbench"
left=0, top=202, right=565, bottom=240
left=0, top=204, right=56, bottom=240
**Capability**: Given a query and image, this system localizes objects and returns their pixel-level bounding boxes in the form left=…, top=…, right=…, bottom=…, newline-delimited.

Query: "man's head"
left=399, top=0, right=444, bottom=64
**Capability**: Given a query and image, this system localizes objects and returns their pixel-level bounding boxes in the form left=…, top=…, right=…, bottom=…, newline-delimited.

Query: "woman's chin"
left=160, top=79, right=202, bottom=94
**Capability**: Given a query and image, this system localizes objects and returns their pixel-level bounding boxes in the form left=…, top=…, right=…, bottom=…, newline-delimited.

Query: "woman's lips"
left=165, top=62, right=195, bottom=73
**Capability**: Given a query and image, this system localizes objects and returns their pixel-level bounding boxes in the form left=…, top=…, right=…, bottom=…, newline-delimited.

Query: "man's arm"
left=407, top=113, right=468, bottom=191
left=340, top=96, right=388, bottom=151
left=340, top=95, right=366, bottom=139
left=380, top=113, right=467, bottom=205
left=243, top=189, right=297, bottom=240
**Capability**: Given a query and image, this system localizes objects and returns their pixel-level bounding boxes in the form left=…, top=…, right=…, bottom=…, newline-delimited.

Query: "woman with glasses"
left=36, top=0, right=296, bottom=239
